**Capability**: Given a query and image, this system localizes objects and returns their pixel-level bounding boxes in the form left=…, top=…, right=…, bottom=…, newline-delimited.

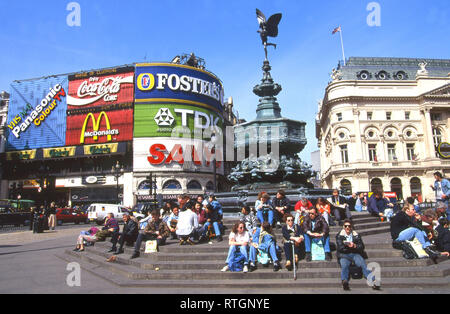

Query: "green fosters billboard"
left=134, top=103, right=223, bottom=139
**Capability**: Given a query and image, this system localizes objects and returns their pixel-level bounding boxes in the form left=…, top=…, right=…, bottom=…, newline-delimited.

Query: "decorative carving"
left=417, top=62, right=429, bottom=76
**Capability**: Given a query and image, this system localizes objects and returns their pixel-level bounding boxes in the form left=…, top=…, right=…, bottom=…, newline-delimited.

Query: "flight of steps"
left=56, top=212, right=450, bottom=291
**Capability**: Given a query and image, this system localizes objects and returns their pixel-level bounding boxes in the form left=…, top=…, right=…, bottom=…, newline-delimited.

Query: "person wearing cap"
left=109, top=213, right=138, bottom=255
left=430, top=172, right=450, bottom=216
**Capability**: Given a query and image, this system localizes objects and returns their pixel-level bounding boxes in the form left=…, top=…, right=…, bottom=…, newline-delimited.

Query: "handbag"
left=407, top=237, right=429, bottom=259
left=349, top=263, right=363, bottom=279
left=145, top=240, right=158, bottom=253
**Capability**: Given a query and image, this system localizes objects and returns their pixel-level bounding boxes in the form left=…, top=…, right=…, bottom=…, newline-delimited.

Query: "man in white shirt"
left=176, top=201, right=198, bottom=245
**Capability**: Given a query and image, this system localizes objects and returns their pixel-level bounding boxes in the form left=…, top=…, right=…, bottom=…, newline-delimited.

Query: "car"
left=0, top=206, right=30, bottom=227
left=55, top=208, right=89, bottom=226
left=87, top=203, right=130, bottom=225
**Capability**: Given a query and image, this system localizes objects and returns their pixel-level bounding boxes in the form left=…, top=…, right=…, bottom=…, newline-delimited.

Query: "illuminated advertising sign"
left=135, top=63, right=224, bottom=113
left=43, top=146, right=76, bottom=159
left=6, top=150, right=37, bottom=161
left=438, top=142, right=450, bottom=159
left=66, top=109, right=133, bottom=145
left=68, top=66, right=134, bottom=109
left=6, top=75, right=68, bottom=151
left=134, top=103, right=223, bottom=138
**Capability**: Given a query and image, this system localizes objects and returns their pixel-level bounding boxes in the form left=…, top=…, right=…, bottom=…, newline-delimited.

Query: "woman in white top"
left=221, top=222, right=250, bottom=273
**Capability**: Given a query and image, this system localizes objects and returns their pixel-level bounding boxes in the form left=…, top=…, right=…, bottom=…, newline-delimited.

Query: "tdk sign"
left=135, top=64, right=224, bottom=112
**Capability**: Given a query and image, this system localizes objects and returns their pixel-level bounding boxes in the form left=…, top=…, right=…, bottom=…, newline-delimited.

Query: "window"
left=368, top=144, right=377, bottom=162
left=337, top=113, right=342, bottom=121
left=432, top=128, right=442, bottom=147
left=340, top=180, right=352, bottom=195
left=340, top=145, right=349, bottom=164
left=206, top=181, right=214, bottom=191
left=370, top=178, right=383, bottom=192
left=406, top=144, right=415, bottom=161
left=405, top=112, right=410, bottom=120
left=187, top=180, right=202, bottom=190
left=386, top=112, right=392, bottom=120
left=367, top=112, right=373, bottom=120
left=431, top=113, right=441, bottom=121
left=162, top=180, right=182, bottom=190
left=387, top=144, right=397, bottom=161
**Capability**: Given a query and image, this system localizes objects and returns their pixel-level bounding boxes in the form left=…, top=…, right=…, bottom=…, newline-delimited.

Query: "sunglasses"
left=344, top=225, right=352, bottom=228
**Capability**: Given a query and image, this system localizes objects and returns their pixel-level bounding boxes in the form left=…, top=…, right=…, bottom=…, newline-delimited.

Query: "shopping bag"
left=406, top=237, right=429, bottom=259
left=145, top=240, right=158, bottom=253
left=311, top=238, right=325, bottom=261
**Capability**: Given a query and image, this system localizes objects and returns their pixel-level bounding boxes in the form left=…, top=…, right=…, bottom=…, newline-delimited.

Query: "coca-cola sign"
left=68, top=66, right=134, bottom=109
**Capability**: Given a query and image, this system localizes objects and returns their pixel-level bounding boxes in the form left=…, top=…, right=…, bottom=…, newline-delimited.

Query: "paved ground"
left=0, top=227, right=449, bottom=294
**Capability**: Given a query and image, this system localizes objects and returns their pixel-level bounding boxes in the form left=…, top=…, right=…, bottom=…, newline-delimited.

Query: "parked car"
left=55, top=208, right=89, bottom=226
left=0, top=199, right=33, bottom=227
left=87, top=204, right=129, bottom=225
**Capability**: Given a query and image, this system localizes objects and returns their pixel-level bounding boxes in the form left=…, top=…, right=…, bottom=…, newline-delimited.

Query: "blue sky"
left=0, top=0, right=449, bottom=162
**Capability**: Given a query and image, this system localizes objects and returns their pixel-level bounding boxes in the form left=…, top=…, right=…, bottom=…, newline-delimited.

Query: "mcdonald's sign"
left=65, top=109, right=133, bottom=146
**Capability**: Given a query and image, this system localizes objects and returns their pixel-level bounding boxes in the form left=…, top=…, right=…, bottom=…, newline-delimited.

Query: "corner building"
left=316, top=57, right=450, bottom=201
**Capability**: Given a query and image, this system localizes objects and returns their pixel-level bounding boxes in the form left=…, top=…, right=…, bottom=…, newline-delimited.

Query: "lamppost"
left=146, top=172, right=157, bottom=211
left=112, top=161, right=124, bottom=204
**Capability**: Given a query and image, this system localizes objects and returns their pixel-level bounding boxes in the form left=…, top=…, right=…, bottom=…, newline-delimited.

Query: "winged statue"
left=256, top=9, right=282, bottom=60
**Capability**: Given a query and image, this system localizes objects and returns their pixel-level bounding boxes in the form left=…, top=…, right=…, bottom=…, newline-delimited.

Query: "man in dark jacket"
left=391, top=205, right=440, bottom=260
left=282, top=214, right=304, bottom=270
left=436, top=218, right=450, bottom=255
left=301, top=207, right=331, bottom=261
left=336, top=219, right=380, bottom=291
left=328, top=189, right=352, bottom=225
left=367, top=191, right=392, bottom=219
left=273, top=190, right=290, bottom=229
left=110, top=213, right=139, bottom=254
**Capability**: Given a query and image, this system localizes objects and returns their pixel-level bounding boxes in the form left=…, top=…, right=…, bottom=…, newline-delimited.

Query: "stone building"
left=316, top=57, right=450, bottom=201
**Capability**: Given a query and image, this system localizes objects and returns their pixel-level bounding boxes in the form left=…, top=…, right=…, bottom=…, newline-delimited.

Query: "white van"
left=87, top=204, right=129, bottom=225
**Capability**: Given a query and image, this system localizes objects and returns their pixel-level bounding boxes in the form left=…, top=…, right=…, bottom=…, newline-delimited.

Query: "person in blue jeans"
left=221, top=222, right=250, bottom=273
left=249, top=222, right=281, bottom=272
left=431, top=171, right=450, bottom=217
left=208, top=195, right=223, bottom=220
left=336, top=219, right=380, bottom=291
left=301, top=207, right=332, bottom=261
left=256, top=193, right=274, bottom=226
left=202, top=203, right=223, bottom=242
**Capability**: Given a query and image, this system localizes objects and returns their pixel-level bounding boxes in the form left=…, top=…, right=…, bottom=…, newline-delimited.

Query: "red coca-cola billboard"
left=67, top=66, right=134, bottom=109
left=66, top=109, right=134, bottom=145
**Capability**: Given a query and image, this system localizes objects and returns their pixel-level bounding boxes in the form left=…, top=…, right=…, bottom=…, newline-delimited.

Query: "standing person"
left=29, top=207, right=36, bottom=231
left=328, top=189, right=352, bottom=225
left=221, top=222, right=250, bottom=273
left=273, top=190, right=290, bottom=229
left=256, top=193, right=274, bottom=226
left=109, top=213, right=139, bottom=254
left=431, top=172, right=450, bottom=216
left=336, top=219, right=381, bottom=291
left=131, top=210, right=170, bottom=259
left=282, top=214, right=304, bottom=270
left=47, top=202, right=57, bottom=231
left=249, top=222, right=281, bottom=272
left=176, top=201, right=199, bottom=245
left=302, top=207, right=332, bottom=261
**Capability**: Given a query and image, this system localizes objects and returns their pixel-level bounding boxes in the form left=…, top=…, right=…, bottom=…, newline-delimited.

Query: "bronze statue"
left=256, top=8, right=282, bottom=60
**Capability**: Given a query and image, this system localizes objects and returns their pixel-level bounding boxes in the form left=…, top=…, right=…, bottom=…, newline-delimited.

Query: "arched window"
left=410, top=177, right=422, bottom=202
left=390, top=178, right=403, bottom=200
left=206, top=181, right=214, bottom=191
left=340, top=179, right=352, bottom=195
left=433, top=128, right=442, bottom=157
left=162, top=180, right=182, bottom=190
left=187, top=180, right=202, bottom=190
left=138, top=180, right=157, bottom=190
left=370, top=178, right=383, bottom=192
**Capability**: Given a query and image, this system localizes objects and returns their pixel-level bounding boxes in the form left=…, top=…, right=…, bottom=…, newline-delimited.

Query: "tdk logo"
left=154, top=108, right=175, bottom=126
left=154, top=107, right=222, bottom=129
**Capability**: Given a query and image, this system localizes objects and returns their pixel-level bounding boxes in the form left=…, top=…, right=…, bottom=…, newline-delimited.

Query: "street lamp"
left=146, top=173, right=157, bottom=211
left=111, top=161, right=124, bottom=204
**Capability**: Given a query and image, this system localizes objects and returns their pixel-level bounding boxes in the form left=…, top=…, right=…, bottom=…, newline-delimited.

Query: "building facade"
left=316, top=57, right=450, bottom=201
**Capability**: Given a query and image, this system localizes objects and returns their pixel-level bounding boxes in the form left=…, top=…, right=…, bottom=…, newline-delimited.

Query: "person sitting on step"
left=336, top=219, right=381, bottom=291
left=316, top=197, right=334, bottom=226
left=256, top=193, right=275, bottom=227
left=176, top=200, right=198, bottom=245
left=239, top=205, right=258, bottom=235
left=131, top=210, right=170, bottom=259
left=367, top=190, right=393, bottom=221
left=301, top=207, right=332, bottom=261
left=436, top=218, right=450, bottom=257
left=249, top=222, right=281, bottom=272
left=282, top=214, right=304, bottom=271
left=328, top=189, right=352, bottom=226
left=73, top=227, right=99, bottom=252
left=202, top=203, right=223, bottom=242
left=221, top=222, right=250, bottom=273
left=391, top=204, right=442, bottom=261
left=273, top=190, right=290, bottom=229
left=166, top=205, right=179, bottom=240
left=95, top=213, right=119, bottom=242
left=193, top=201, right=207, bottom=242
left=109, top=213, right=139, bottom=255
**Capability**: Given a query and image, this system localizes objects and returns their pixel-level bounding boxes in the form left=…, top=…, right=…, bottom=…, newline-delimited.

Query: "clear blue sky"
left=0, top=0, right=449, bottom=162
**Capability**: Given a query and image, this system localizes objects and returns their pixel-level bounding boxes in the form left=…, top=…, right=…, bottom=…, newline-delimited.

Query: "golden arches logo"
left=80, top=112, right=112, bottom=144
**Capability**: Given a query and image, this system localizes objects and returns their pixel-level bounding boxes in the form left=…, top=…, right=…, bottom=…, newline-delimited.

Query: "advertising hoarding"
left=6, top=75, right=68, bottom=151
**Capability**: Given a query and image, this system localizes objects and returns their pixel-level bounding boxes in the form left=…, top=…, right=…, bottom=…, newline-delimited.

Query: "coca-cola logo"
left=67, top=75, right=133, bottom=106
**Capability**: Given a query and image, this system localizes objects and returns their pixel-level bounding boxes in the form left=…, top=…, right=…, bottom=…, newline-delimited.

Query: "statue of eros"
left=256, top=8, right=282, bottom=60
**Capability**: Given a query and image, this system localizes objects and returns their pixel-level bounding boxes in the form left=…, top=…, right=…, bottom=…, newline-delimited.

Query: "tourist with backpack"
left=248, top=222, right=281, bottom=272
left=221, top=222, right=250, bottom=273
left=336, top=219, right=380, bottom=291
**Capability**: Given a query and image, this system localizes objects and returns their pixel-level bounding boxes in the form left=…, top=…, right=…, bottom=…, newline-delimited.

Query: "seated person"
left=194, top=202, right=207, bottom=241
left=160, top=202, right=173, bottom=224
left=302, top=207, right=332, bottom=261
left=249, top=222, right=281, bottom=272
left=208, top=195, right=223, bottom=220
left=273, top=190, right=290, bottom=229
left=95, top=213, right=119, bottom=242
left=256, top=193, right=274, bottom=226
left=239, top=205, right=258, bottom=235
left=221, top=222, right=250, bottom=273
left=109, top=213, right=139, bottom=254
left=203, top=203, right=223, bottom=242
left=282, top=214, right=304, bottom=271
left=355, top=193, right=367, bottom=212
left=436, top=218, right=450, bottom=256
left=390, top=205, right=441, bottom=261
left=328, top=189, right=352, bottom=225
left=131, top=210, right=170, bottom=259
left=367, top=191, right=393, bottom=220
left=176, top=201, right=199, bottom=245
left=166, top=206, right=179, bottom=240
left=294, top=197, right=313, bottom=213
left=316, top=197, right=333, bottom=226
left=336, top=219, right=380, bottom=291
left=73, top=227, right=99, bottom=252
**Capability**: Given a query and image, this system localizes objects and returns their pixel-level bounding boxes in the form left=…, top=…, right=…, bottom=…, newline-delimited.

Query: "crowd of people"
left=71, top=175, right=450, bottom=291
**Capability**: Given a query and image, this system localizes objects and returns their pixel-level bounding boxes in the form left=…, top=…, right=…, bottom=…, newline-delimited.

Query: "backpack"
left=228, top=251, right=245, bottom=272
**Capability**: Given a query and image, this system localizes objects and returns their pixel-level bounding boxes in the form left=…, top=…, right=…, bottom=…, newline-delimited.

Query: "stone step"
left=54, top=253, right=450, bottom=289
left=61, top=250, right=450, bottom=281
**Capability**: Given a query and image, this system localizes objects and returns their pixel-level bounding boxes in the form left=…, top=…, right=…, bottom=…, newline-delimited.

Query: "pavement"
left=0, top=226, right=449, bottom=294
